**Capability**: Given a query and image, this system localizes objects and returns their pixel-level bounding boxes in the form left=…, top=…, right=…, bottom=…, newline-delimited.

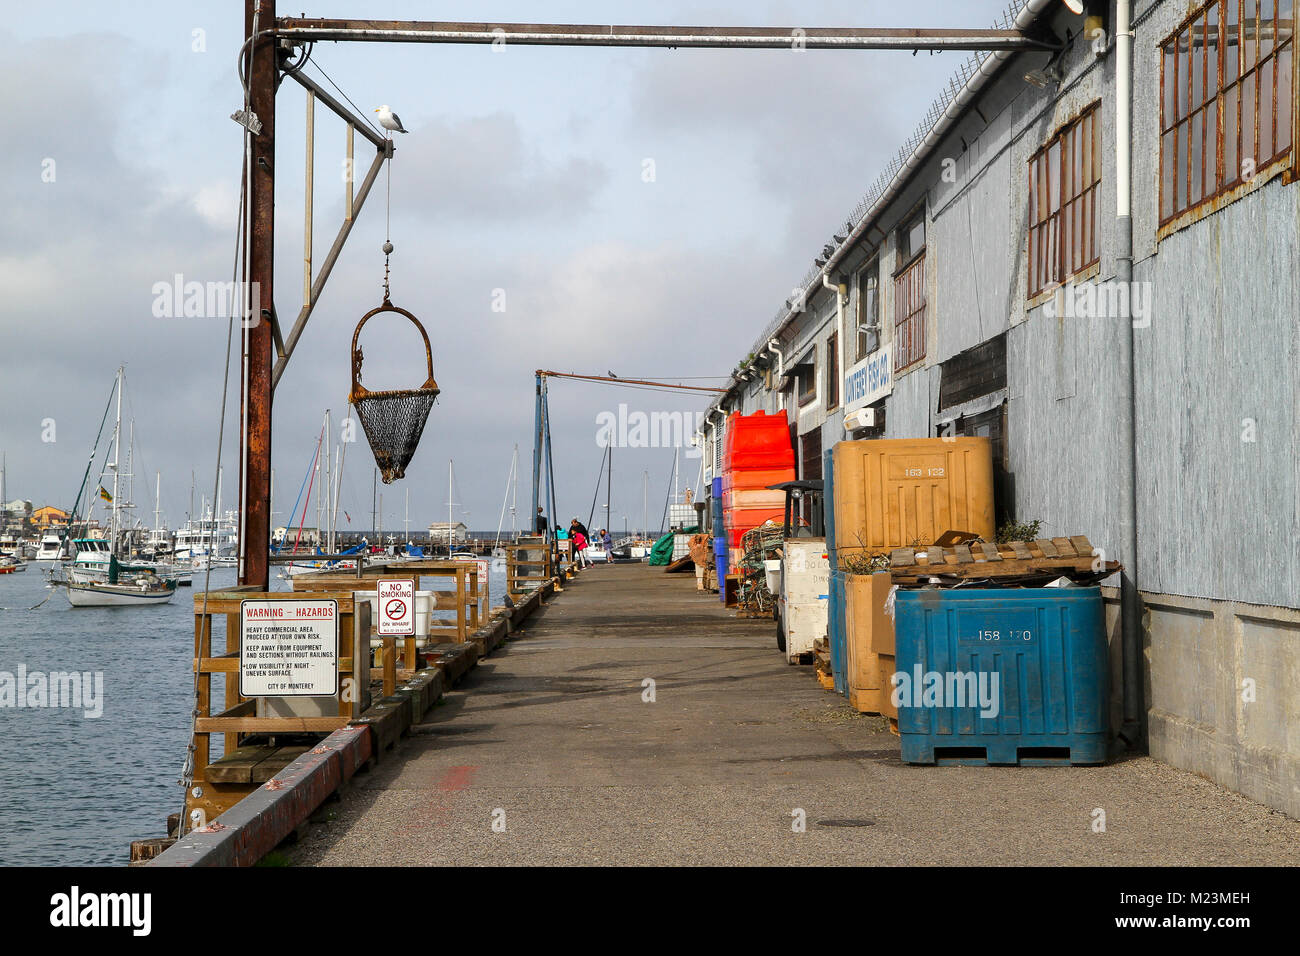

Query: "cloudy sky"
left=1, top=0, right=1009, bottom=539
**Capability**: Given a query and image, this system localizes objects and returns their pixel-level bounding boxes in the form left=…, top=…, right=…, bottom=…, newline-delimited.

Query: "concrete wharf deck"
left=290, top=563, right=1300, bottom=866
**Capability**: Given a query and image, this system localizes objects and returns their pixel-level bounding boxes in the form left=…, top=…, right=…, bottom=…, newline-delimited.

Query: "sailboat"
left=63, top=368, right=177, bottom=607
left=277, top=411, right=365, bottom=578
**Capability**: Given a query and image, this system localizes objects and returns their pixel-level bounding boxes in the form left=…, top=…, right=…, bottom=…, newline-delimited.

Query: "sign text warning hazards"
left=376, top=578, right=415, bottom=637
left=240, top=599, right=339, bottom=697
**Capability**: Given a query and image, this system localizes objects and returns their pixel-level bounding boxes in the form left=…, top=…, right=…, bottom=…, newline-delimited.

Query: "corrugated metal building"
left=704, top=0, right=1299, bottom=815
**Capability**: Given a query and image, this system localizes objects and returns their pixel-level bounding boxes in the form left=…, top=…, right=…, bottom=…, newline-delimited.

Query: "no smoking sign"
left=376, top=578, right=415, bottom=636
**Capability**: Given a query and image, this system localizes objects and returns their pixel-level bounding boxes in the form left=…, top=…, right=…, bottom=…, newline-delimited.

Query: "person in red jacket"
left=569, top=519, right=590, bottom=569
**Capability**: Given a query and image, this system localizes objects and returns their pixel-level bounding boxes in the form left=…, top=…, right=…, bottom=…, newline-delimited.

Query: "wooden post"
left=382, top=636, right=396, bottom=697
left=242, top=0, right=276, bottom=590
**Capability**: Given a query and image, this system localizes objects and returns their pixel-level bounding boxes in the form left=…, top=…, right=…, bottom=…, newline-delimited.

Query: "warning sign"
left=376, top=578, right=415, bottom=636
left=239, top=599, right=338, bottom=697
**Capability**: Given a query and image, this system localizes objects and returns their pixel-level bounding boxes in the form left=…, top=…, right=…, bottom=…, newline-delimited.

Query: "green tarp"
left=648, top=528, right=700, bottom=566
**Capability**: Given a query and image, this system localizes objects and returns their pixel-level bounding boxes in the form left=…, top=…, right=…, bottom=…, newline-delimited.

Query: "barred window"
left=893, top=255, right=926, bottom=372
left=893, top=209, right=926, bottom=373
left=1161, top=0, right=1295, bottom=225
left=1027, top=102, right=1102, bottom=299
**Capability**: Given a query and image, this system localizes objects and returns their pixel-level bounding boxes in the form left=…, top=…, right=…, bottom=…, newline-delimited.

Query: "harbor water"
left=0, top=562, right=509, bottom=866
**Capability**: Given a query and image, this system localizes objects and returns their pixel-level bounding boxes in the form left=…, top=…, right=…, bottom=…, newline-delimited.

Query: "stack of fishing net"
left=737, top=522, right=785, bottom=614
left=349, top=301, right=440, bottom=484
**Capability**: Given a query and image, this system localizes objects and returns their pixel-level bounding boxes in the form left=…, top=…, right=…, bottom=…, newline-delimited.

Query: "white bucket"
left=764, top=559, right=782, bottom=594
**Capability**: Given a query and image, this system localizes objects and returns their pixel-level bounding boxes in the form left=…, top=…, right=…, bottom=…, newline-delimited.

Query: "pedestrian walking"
left=601, top=528, right=613, bottom=562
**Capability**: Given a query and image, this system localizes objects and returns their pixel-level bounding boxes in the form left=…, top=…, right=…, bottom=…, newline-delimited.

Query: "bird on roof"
left=374, top=105, right=408, bottom=134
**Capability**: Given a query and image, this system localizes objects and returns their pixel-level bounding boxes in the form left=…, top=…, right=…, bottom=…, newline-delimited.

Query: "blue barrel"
left=893, top=587, right=1109, bottom=765
left=824, top=447, right=847, bottom=696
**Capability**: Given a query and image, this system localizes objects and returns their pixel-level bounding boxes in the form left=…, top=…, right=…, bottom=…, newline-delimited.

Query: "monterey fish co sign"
left=843, top=344, right=893, bottom=414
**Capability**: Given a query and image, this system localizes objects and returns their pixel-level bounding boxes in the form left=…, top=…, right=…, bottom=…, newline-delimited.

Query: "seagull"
left=374, top=105, right=408, bottom=134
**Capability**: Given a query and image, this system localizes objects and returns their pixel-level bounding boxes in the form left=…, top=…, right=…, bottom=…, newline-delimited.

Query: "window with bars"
left=1160, top=0, right=1295, bottom=225
left=893, top=223, right=927, bottom=374
left=1027, top=102, right=1102, bottom=299
left=856, top=258, right=880, bottom=362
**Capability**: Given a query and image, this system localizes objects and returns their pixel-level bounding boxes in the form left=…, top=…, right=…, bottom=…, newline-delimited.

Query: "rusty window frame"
left=893, top=254, right=926, bottom=373
left=1027, top=101, right=1102, bottom=300
left=1160, top=0, right=1294, bottom=226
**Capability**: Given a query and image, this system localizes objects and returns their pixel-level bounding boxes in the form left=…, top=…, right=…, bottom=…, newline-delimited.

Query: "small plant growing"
left=995, top=519, right=1043, bottom=544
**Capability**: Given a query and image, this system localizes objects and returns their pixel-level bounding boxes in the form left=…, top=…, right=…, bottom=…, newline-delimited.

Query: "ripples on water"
left=0, top=564, right=507, bottom=865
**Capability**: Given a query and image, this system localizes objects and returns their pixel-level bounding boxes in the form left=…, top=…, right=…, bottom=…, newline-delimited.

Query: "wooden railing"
left=187, top=588, right=370, bottom=824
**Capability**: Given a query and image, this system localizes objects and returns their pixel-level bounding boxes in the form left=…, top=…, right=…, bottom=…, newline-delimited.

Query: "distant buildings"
left=427, top=522, right=468, bottom=546
left=31, top=506, right=68, bottom=531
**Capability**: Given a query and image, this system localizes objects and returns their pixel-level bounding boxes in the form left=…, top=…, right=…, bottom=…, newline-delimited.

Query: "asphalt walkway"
left=289, top=563, right=1300, bottom=866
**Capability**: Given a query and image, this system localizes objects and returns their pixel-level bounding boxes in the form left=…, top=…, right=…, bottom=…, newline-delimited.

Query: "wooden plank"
left=1052, top=536, right=1076, bottom=556
left=978, top=541, right=1001, bottom=560
left=195, top=716, right=350, bottom=733
left=891, top=547, right=916, bottom=567
left=1070, top=535, right=1094, bottom=555
left=924, top=546, right=946, bottom=565
left=250, top=746, right=312, bottom=783
left=194, top=590, right=356, bottom=614
left=1009, top=541, right=1033, bottom=560
left=888, top=557, right=1120, bottom=582
left=954, top=543, right=974, bottom=563
left=205, top=744, right=280, bottom=784
left=1033, top=538, right=1058, bottom=557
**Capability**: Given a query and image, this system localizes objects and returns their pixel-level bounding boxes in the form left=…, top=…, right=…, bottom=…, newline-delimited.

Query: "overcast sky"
left=1, top=0, right=1010, bottom=538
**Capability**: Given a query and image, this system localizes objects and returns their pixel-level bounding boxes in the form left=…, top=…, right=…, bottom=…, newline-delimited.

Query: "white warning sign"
left=240, top=599, right=339, bottom=697
left=376, top=578, right=415, bottom=637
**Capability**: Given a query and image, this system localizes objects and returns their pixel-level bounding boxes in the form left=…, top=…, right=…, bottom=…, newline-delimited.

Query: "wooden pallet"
left=882, top=534, right=1120, bottom=585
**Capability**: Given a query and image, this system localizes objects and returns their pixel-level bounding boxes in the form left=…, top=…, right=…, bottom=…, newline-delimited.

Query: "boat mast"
left=605, top=445, right=612, bottom=534
left=643, top=470, right=648, bottom=538
left=511, top=444, right=519, bottom=538
left=323, top=409, right=331, bottom=553
left=110, top=366, right=123, bottom=556
left=447, top=459, right=454, bottom=552
left=404, top=488, right=409, bottom=543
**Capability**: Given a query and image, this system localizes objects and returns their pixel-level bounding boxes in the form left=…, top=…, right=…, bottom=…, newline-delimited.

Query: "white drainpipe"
left=823, top=274, right=846, bottom=415
left=1114, top=0, right=1142, bottom=748
left=767, top=339, right=784, bottom=410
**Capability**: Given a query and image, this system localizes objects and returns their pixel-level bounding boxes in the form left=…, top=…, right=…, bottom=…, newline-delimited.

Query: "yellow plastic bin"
left=833, top=437, right=995, bottom=561
left=843, top=571, right=898, bottom=718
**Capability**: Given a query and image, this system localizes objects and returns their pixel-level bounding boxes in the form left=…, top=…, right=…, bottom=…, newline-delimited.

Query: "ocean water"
left=0, top=562, right=508, bottom=866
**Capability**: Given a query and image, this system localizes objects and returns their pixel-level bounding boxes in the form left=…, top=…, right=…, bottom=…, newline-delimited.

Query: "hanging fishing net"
left=349, top=300, right=440, bottom=483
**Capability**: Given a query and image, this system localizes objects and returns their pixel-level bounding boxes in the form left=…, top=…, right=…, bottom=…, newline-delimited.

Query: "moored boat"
left=65, top=573, right=177, bottom=607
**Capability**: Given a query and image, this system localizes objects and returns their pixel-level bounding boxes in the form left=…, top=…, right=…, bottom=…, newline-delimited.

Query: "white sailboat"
left=64, top=368, right=177, bottom=607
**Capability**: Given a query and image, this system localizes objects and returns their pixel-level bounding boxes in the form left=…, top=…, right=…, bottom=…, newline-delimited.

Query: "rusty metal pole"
left=242, top=0, right=275, bottom=589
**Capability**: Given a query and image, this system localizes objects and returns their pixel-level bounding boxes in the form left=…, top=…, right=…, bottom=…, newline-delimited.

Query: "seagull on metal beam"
left=374, top=105, right=408, bottom=134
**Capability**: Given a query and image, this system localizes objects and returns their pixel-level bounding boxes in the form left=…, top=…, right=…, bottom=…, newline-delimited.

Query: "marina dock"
left=284, top=564, right=1300, bottom=867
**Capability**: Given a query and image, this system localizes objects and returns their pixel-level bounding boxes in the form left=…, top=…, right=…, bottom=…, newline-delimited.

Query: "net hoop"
left=348, top=299, right=441, bottom=483
left=348, top=299, right=440, bottom=403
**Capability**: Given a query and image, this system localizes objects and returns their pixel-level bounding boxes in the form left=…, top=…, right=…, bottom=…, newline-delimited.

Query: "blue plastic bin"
left=893, top=587, right=1109, bottom=765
